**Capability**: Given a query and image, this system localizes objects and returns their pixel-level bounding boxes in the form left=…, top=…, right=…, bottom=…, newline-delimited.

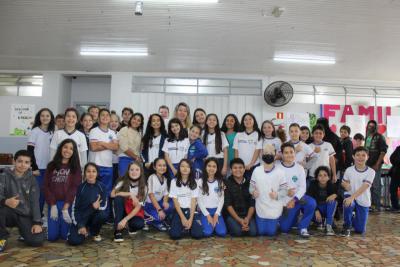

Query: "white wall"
left=70, top=76, right=111, bottom=107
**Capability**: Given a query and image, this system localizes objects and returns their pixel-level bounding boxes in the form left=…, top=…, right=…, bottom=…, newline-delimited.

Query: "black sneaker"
left=0, top=239, right=7, bottom=253
left=114, top=232, right=124, bottom=242
left=341, top=228, right=351, bottom=237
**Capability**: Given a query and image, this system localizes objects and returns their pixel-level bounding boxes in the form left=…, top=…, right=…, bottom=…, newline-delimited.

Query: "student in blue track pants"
left=187, top=125, right=208, bottom=180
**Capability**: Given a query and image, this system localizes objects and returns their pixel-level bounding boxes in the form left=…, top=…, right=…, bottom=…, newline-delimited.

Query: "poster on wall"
left=387, top=116, right=400, bottom=138
left=9, top=104, right=35, bottom=136
left=345, top=115, right=367, bottom=138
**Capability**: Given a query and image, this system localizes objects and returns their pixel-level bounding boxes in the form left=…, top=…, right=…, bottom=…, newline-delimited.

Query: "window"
left=0, top=74, right=43, bottom=96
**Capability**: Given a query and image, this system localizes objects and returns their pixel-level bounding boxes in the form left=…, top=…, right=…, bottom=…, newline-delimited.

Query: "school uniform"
left=204, top=132, right=229, bottom=168
left=89, top=127, right=118, bottom=196
left=289, top=140, right=314, bottom=167
left=308, top=141, right=336, bottom=178
left=257, top=137, right=282, bottom=154
left=250, top=165, right=287, bottom=236
left=68, top=181, right=108, bottom=245
left=233, top=131, right=260, bottom=179
left=276, top=161, right=316, bottom=234
left=43, top=165, right=82, bottom=241
left=307, top=180, right=338, bottom=226
left=187, top=139, right=208, bottom=179
left=142, top=134, right=166, bottom=177
left=117, top=127, right=141, bottom=176
left=27, top=127, right=53, bottom=214
left=144, top=174, right=174, bottom=229
left=225, top=132, right=237, bottom=164
left=197, top=179, right=227, bottom=237
left=169, top=179, right=203, bottom=239
left=162, top=138, right=190, bottom=179
left=342, top=166, right=375, bottom=234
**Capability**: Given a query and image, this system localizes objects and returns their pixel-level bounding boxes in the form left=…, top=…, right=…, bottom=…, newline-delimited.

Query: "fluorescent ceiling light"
left=80, top=47, right=148, bottom=56
left=31, top=81, right=43, bottom=85
left=140, top=0, right=218, bottom=3
left=273, top=56, right=336, bottom=65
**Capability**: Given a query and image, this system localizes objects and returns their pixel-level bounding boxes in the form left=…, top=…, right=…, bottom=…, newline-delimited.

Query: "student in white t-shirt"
left=197, top=158, right=227, bottom=237
left=253, top=120, right=282, bottom=163
left=277, top=142, right=316, bottom=238
left=288, top=123, right=314, bottom=168
left=162, top=118, right=190, bottom=179
left=27, top=108, right=55, bottom=215
left=144, top=158, right=174, bottom=232
left=308, top=124, right=337, bottom=182
left=233, top=113, right=261, bottom=179
left=89, top=108, right=119, bottom=196
left=203, top=114, right=229, bottom=176
left=249, top=144, right=287, bottom=237
left=50, top=108, right=88, bottom=168
left=169, top=159, right=203, bottom=239
left=111, top=162, right=147, bottom=242
left=341, top=146, right=375, bottom=237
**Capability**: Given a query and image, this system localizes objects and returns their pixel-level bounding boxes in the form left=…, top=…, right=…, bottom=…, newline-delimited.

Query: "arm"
left=29, top=177, right=42, bottom=224
left=27, top=145, right=39, bottom=171
left=345, top=183, right=370, bottom=205
left=164, top=152, right=176, bottom=173
left=124, top=202, right=142, bottom=221
left=65, top=171, right=82, bottom=207
left=197, top=191, right=209, bottom=216
left=294, top=167, right=306, bottom=201
left=43, top=169, right=56, bottom=206
left=329, top=155, right=337, bottom=182
left=188, top=197, right=197, bottom=224
left=79, top=151, right=87, bottom=168
left=216, top=189, right=224, bottom=216
left=172, top=197, right=186, bottom=223
left=344, top=140, right=354, bottom=168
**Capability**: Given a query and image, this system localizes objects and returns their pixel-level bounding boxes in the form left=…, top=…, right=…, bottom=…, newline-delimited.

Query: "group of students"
left=0, top=102, right=388, bottom=252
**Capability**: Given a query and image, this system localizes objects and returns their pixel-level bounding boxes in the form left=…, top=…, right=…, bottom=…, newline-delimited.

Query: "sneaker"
left=17, top=236, right=24, bottom=242
left=317, top=224, right=324, bottom=231
left=154, top=223, right=167, bottom=232
left=93, top=235, right=102, bottom=242
left=143, top=224, right=149, bottom=231
left=341, top=228, right=351, bottom=237
left=113, top=232, right=124, bottom=242
left=326, top=225, right=335, bottom=236
left=128, top=228, right=137, bottom=235
left=0, top=239, right=7, bottom=253
left=300, top=229, right=310, bottom=238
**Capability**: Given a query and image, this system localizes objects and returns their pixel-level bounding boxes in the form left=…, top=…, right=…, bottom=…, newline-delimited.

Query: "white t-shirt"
left=250, top=165, right=287, bottom=219
left=162, top=138, right=190, bottom=164
left=169, top=179, right=199, bottom=209
left=89, top=127, right=118, bottom=167
left=146, top=174, right=168, bottom=203
left=290, top=140, right=314, bottom=167
left=196, top=179, right=224, bottom=216
left=148, top=135, right=162, bottom=163
left=343, top=166, right=375, bottom=207
left=257, top=137, right=282, bottom=161
left=27, top=127, right=53, bottom=169
left=115, top=181, right=138, bottom=195
left=308, top=141, right=336, bottom=177
left=205, top=132, right=229, bottom=159
left=50, top=129, right=88, bottom=167
left=233, top=131, right=260, bottom=166
left=276, top=161, right=306, bottom=204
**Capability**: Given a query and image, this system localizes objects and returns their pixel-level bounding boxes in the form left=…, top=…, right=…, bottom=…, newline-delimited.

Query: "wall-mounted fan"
left=264, top=81, right=294, bottom=107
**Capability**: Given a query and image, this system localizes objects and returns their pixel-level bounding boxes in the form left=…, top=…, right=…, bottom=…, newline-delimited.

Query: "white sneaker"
left=300, top=229, right=310, bottom=238
left=93, top=235, right=102, bottom=242
left=42, top=217, right=48, bottom=229
left=143, top=224, right=149, bottom=231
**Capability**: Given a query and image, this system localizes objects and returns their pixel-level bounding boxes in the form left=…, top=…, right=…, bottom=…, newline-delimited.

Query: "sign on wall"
left=9, top=104, right=35, bottom=136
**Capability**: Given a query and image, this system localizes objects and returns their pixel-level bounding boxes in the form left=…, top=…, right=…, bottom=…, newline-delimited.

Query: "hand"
left=326, top=194, right=337, bottom=203
left=314, top=147, right=321, bottom=153
left=245, top=164, right=252, bottom=171
left=212, top=214, right=219, bottom=227
left=50, top=205, right=58, bottom=220
left=332, top=173, right=338, bottom=183
left=242, top=217, right=249, bottom=227
left=145, top=163, right=151, bottom=169
left=32, top=170, right=40, bottom=176
left=315, top=210, right=322, bottom=223
left=206, top=214, right=213, bottom=226
left=269, top=190, right=278, bottom=200
left=92, top=195, right=101, bottom=210
left=117, top=218, right=127, bottom=230
left=78, top=227, right=88, bottom=236
left=135, top=156, right=143, bottom=163
left=31, top=225, right=43, bottom=234
left=221, top=166, right=227, bottom=176
left=182, top=218, right=189, bottom=229
left=163, top=201, right=170, bottom=210
left=344, top=196, right=354, bottom=207
left=187, top=217, right=193, bottom=229
left=252, top=186, right=260, bottom=199
left=130, top=194, right=139, bottom=205
left=172, top=168, right=177, bottom=176
left=287, top=188, right=296, bottom=197
left=5, top=195, right=20, bottom=209
left=158, top=210, right=166, bottom=220
left=286, top=199, right=295, bottom=209
left=341, top=180, right=351, bottom=191
left=62, top=209, right=72, bottom=224
left=295, top=145, right=303, bottom=153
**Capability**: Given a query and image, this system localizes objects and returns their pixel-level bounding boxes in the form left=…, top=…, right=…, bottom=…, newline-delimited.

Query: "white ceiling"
left=1, top=0, right=400, bottom=80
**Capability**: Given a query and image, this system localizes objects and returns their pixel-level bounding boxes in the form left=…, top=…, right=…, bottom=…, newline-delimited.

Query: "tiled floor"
left=1, top=212, right=400, bottom=267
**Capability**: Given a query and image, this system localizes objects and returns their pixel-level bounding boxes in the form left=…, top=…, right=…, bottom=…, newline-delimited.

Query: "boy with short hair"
left=353, top=133, right=365, bottom=149
left=0, top=150, right=44, bottom=252
left=341, top=146, right=375, bottom=237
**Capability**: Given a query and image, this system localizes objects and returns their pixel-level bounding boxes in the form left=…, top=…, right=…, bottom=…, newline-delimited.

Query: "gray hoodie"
left=0, top=168, right=42, bottom=224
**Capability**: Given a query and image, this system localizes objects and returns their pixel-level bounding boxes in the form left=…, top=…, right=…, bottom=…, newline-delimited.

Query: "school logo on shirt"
left=292, top=176, right=298, bottom=183
left=108, top=135, right=113, bottom=140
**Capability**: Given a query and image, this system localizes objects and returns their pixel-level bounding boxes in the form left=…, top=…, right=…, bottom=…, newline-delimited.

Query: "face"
left=282, top=147, right=295, bottom=163
left=177, top=105, right=188, bottom=122
left=151, top=115, right=161, bottom=130
left=225, top=116, right=236, bottom=130
left=171, top=123, right=181, bottom=136
left=56, top=118, right=65, bottom=129
left=262, top=123, right=274, bottom=136
left=317, top=170, right=330, bottom=185
left=353, top=151, right=368, bottom=166
left=195, top=111, right=206, bottom=125
left=289, top=126, right=300, bottom=141
left=129, top=164, right=141, bottom=180
left=99, top=111, right=110, bottom=126
left=159, top=108, right=169, bottom=119
left=300, top=129, right=309, bottom=141
left=206, top=160, right=218, bottom=177
left=109, top=114, right=120, bottom=131
left=81, top=115, right=93, bottom=131
left=231, top=163, right=245, bottom=178
left=14, top=156, right=31, bottom=175
left=189, top=127, right=201, bottom=140
left=313, top=129, right=324, bottom=142
left=340, top=129, right=349, bottom=139
left=243, top=115, right=254, bottom=130
left=85, top=165, right=98, bottom=184
left=130, top=115, right=142, bottom=129
left=122, top=110, right=132, bottom=123
left=155, top=159, right=167, bottom=175
left=367, top=123, right=376, bottom=134
left=207, top=115, right=218, bottom=129
left=89, top=108, right=99, bottom=121
left=61, top=142, right=74, bottom=160
left=354, top=139, right=364, bottom=148
left=179, top=161, right=191, bottom=176
left=40, top=110, right=51, bottom=126
left=65, top=111, right=77, bottom=128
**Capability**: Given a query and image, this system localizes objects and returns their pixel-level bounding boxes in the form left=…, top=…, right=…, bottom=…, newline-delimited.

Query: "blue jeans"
left=118, top=156, right=134, bottom=177
left=371, top=168, right=382, bottom=209
left=169, top=209, right=203, bottom=240
left=36, top=169, right=46, bottom=216
left=343, top=200, right=369, bottom=234
left=113, top=196, right=144, bottom=232
left=225, top=215, right=257, bottom=237
left=315, top=201, right=337, bottom=226
left=280, top=195, right=317, bottom=233
left=255, top=215, right=279, bottom=237
left=144, top=199, right=174, bottom=226
left=47, top=201, right=71, bottom=241
left=200, top=208, right=227, bottom=237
